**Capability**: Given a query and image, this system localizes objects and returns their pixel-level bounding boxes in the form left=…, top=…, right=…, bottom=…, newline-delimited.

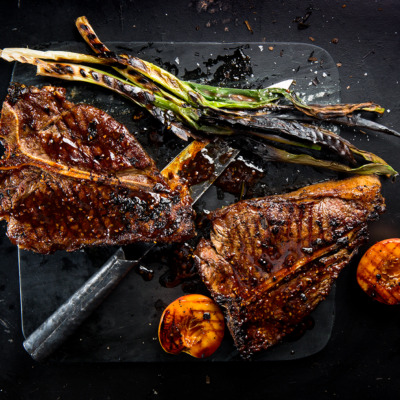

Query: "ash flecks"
left=190, top=0, right=231, bottom=14
left=189, top=0, right=232, bottom=31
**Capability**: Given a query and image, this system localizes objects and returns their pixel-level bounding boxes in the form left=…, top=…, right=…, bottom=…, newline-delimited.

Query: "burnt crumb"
left=271, top=226, right=280, bottom=235
left=153, top=182, right=170, bottom=194
left=111, top=192, right=149, bottom=214
left=128, top=156, right=138, bottom=166
left=329, top=218, right=339, bottom=227
left=203, top=312, right=211, bottom=320
left=7, top=83, right=28, bottom=105
left=172, top=194, right=181, bottom=204
left=190, top=0, right=231, bottom=14
left=331, top=38, right=339, bottom=44
left=87, top=119, right=98, bottom=141
left=302, top=247, right=314, bottom=254
left=258, top=257, right=272, bottom=272
left=308, top=51, right=318, bottom=62
left=244, top=20, right=253, bottom=34
left=293, top=10, right=312, bottom=29
left=137, top=264, right=154, bottom=281
left=312, top=237, right=324, bottom=247
left=363, top=49, right=375, bottom=60
left=336, top=236, right=349, bottom=246
left=132, top=110, right=146, bottom=122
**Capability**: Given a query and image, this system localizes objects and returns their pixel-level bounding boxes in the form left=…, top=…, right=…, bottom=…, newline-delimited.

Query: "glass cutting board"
left=15, top=41, right=340, bottom=362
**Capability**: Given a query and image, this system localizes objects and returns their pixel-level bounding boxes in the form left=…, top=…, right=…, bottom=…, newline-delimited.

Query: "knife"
left=23, top=138, right=239, bottom=361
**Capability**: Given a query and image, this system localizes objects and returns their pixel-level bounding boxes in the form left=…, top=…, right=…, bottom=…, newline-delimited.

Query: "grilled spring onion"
left=5, top=46, right=394, bottom=138
left=0, top=21, right=397, bottom=177
left=251, top=141, right=396, bottom=176
left=0, top=50, right=396, bottom=177
left=75, top=16, right=386, bottom=117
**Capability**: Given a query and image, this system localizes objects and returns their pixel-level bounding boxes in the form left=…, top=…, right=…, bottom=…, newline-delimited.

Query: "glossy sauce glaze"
left=0, top=84, right=195, bottom=253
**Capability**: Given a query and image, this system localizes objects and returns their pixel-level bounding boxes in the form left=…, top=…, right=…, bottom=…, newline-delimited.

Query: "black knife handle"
left=23, top=248, right=137, bottom=361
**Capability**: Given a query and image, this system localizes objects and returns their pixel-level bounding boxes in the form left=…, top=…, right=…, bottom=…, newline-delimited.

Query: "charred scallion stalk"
left=233, top=106, right=400, bottom=138
left=0, top=51, right=327, bottom=146
left=206, top=108, right=395, bottom=167
left=32, top=60, right=331, bottom=148
left=0, top=17, right=397, bottom=177
left=75, top=16, right=385, bottom=116
left=0, top=49, right=396, bottom=176
left=251, top=141, right=397, bottom=176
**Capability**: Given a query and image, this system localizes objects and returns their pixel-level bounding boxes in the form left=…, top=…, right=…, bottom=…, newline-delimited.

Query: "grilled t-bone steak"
left=0, top=83, right=194, bottom=253
left=194, top=175, right=385, bottom=358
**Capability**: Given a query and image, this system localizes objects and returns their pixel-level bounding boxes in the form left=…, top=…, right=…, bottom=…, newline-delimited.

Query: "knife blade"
left=23, top=138, right=239, bottom=361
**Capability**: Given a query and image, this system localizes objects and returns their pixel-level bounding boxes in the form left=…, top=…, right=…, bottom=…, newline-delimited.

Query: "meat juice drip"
left=215, top=158, right=264, bottom=197
left=159, top=156, right=265, bottom=290
left=178, top=149, right=215, bottom=187
left=180, top=47, right=253, bottom=87
left=137, top=264, right=154, bottom=281
left=159, top=242, right=204, bottom=291
left=205, top=48, right=253, bottom=87
left=283, top=316, right=315, bottom=342
left=159, top=212, right=212, bottom=291
left=182, top=48, right=253, bottom=87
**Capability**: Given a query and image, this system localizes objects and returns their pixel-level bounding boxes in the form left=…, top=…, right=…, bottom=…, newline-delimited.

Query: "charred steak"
left=194, top=176, right=385, bottom=358
left=0, top=83, right=194, bottom=253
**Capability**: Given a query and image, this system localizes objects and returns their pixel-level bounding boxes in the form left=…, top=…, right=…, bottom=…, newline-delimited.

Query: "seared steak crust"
left=195, top=176, right=385, bottom=358
left=0, top=84, right=194, bottom=253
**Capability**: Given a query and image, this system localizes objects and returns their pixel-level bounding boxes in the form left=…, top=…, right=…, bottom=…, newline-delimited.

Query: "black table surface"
left=0, top=1, right=399, bottom=399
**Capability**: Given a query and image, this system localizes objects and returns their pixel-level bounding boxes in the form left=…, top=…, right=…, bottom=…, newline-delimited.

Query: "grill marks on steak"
left=2, top=84, right=166, bottom=190
left=0, top=83, right=194, bottom=253
left=194, top=176, right=385, bottom=358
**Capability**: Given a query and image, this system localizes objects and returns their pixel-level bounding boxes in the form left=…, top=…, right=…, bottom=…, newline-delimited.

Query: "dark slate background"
left=0, top=1, right=399, bottom=399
